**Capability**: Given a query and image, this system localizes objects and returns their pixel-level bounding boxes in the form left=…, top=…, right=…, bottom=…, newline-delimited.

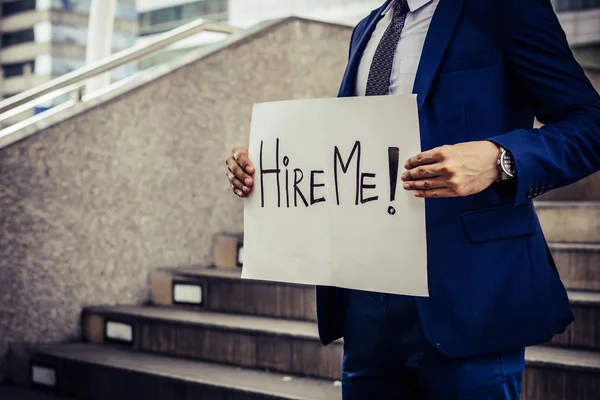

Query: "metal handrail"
left=0, top=19, right=241, bottom=116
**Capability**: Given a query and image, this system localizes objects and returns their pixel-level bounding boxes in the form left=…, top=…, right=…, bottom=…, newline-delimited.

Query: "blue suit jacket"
left=316, top=0, right=600, bottom=357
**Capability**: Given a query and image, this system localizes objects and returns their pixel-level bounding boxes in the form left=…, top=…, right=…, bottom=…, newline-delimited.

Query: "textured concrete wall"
left=0, top=19, right=352, bottom=380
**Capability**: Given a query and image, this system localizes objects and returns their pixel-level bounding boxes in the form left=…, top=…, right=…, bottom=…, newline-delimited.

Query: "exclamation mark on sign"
left=388, top=147, right=400, bottom=215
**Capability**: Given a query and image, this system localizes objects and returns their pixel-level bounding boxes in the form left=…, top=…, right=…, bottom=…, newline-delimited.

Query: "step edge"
left=567, top=290, right=600, bottom=305
left=534, top=201, right=600, bottom=210
left=28, top=344, right=338, bottom=400
left=82, top=306, right=325, bottom=342
left=548, top=242, right=600, bottom=251
left=152, top=267, right=315, bottom=289
left=525, top=346, right=600, bottom=372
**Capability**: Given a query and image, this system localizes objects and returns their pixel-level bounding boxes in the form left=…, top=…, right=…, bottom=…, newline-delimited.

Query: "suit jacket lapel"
left=338, top=0, right=393, bottom=97
left=413, top=0, right=465, bottom=109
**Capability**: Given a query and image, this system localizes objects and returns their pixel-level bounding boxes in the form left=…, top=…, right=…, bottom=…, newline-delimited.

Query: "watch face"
left=501, top=152, right=515, bottom=177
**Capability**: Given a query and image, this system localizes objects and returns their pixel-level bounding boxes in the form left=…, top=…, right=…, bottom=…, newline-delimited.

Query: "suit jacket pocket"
left=462, top=203, right=537, bottom=243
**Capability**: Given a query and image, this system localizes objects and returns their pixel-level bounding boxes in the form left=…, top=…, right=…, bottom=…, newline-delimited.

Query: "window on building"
left=1, top=0, right=36, bottom=17
left=139, top=0, right=229, bottom=34
left=1, top=28, right=35, bottom=47
left=49, top=24, right=137, bottom=49
left=552, top=0, right=600, bottom=11
left=47, top=0, right=137, bottom=20
left=2, top=60, right=35, bottom=78
left=182, top=0, right=228, bottom=19
left=150, top=6, right=184, bottom=25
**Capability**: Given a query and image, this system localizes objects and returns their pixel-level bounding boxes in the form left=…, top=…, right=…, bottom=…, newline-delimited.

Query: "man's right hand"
left=225, top=147, right=255, bottom=198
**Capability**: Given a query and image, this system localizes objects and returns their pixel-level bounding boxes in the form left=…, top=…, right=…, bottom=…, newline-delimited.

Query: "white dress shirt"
left=355, top=0, right=439, bottom=97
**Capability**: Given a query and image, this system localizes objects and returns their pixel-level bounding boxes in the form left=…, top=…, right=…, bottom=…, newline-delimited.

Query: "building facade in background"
left=1, top=0, right=598, bottom=100
left=0, top=0, right=138, bottom=100
left=235, top=0, right=600, bottom=85
left=228, top=0, right=382, bottom=27
left=138, top=0, right=227, bottom=36
left=227, top=0, right=600, bottom=85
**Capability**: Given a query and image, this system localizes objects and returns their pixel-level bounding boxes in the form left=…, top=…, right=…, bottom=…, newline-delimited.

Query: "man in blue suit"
left=225, top=0, right=600, bottom=398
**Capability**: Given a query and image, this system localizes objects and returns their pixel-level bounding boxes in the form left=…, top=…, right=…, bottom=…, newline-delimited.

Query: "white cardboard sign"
left=242, top=95, right=428, bottom=296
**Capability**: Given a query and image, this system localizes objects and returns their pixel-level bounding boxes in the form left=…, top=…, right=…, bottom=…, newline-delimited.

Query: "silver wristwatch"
left=497, top=147, right=516, bottom=181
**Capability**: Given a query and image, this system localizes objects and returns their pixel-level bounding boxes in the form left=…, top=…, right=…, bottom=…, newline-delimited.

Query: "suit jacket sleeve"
left=488, top=0, right=600, bottom=206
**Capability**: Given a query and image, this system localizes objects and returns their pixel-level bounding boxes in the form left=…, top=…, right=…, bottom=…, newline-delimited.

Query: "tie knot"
left=394, top=0, right=409, bottom=15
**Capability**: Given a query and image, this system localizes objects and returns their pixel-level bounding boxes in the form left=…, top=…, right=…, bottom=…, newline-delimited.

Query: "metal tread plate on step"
left=0, top=386, right=70, bottom=400
left=84, top=306, right=323, bottom=341
left=28, top=343, right=341, bottom=400
left=525, top=346, right=600, bottom=372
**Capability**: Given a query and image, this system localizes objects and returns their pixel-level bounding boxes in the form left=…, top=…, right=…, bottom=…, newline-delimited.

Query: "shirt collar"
left=382, top=0, right=432, bottom=15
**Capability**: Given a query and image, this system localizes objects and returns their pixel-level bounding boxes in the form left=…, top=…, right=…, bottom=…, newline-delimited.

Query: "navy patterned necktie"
left=365, top=0, right=410, bottom=96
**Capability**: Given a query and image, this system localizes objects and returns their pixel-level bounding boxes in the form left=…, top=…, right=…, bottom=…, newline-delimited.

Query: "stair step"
left=535, top=201, right=600, bottom=243
left=526, top=346, right=600, bottom=371
left=150, top=242, right=597, bottom=310
left=0, top=386, right=69, bottom=400
left=13, top=341, right=600, bottom=400
left=523, top=346, right=600, bottom=400
left=539, top=172, right=600, bottom=201
left=550, top=291, right=600, bottom=350
left=82, top=306, right=342, bottom=380
left=84, top=301, right=600, bottom=380
left=21, top=343, right=341, bottom=400
left=150, top=266, right=599, bottom=349
left=149, top=267, right=317, bottom=321
left=550, top=242, right=600, bottom=291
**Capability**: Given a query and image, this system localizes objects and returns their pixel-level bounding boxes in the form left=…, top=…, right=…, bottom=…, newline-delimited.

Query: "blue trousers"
left=342, top=290, right=525, bottom=400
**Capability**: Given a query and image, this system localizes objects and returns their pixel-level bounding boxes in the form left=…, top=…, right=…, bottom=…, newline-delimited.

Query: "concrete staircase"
left=4, top=200, right=599, bottom=399
left=7, top=266, right=341, bottom=399
left=526, top=201, right=600, bottom=400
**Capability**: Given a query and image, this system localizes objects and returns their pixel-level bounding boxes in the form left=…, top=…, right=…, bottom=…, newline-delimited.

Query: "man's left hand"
left=402, top=141, right=501, bottom=198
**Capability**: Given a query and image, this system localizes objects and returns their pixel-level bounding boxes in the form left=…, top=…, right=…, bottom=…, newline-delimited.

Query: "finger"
left=401, top=165, right=444, bottom=181
left=227, top=172, right=250, bottom=194
left=226, top=157, right=254, bottom=187
left=403, top=178, right=448, bottom=191
left=405, top=146, right=446, bottom=169
left=232, top=147, right=255, bottom=175
left=232, top=185, right=246, bottom=198
left=414, top=188, right=455, bottom=198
